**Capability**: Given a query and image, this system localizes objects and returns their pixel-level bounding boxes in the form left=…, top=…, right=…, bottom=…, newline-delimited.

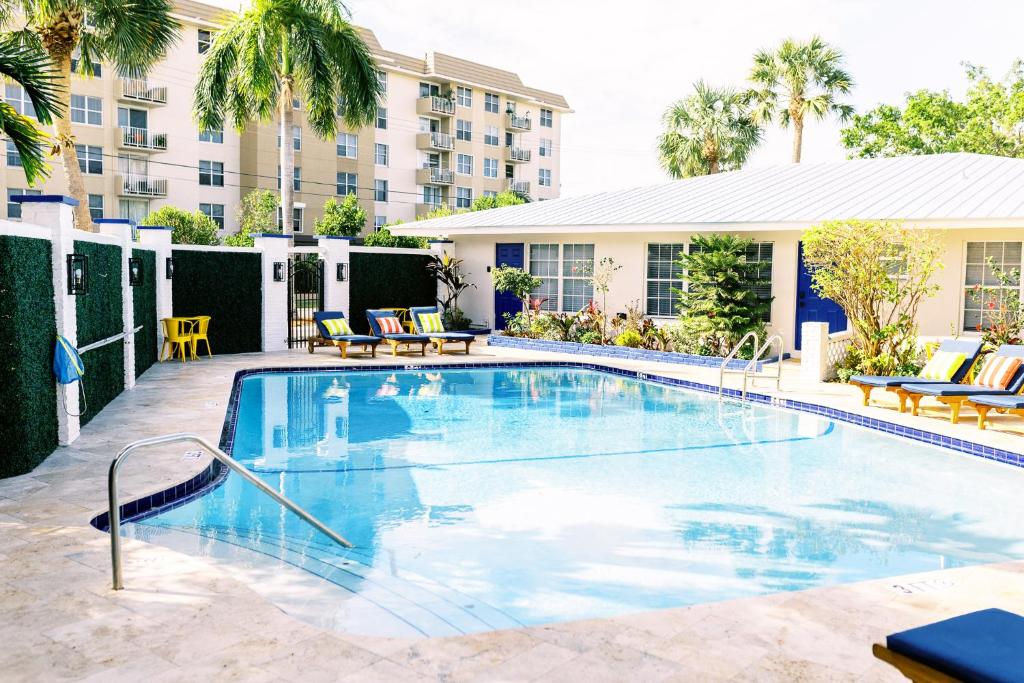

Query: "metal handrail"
left=107, top=432, right=352, bottom=590
left=743, top=334, right=784, bottom=396
left=718, top=331, right=759, bottom=396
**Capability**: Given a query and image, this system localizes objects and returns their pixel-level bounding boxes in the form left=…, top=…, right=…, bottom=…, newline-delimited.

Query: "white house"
left=394, top=153, right=1024, bottom=353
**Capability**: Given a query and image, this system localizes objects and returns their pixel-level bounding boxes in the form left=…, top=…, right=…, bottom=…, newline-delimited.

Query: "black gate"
left=287, top=253, right=324, bottom=348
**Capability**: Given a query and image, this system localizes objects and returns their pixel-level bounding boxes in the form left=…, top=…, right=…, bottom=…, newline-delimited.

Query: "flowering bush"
left=969, top=257, right=1023, bottom=347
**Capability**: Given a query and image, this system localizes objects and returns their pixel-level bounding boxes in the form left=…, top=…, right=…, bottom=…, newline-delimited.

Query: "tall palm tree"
left=657, top=81, right=762, bottom=178
left=748, top=36, right=854, bottom=163
left=194, top=0, right=382, bottom=233
left=3, top=0, right=180, bottom=229
left=0, top=32, right=60, bottom=184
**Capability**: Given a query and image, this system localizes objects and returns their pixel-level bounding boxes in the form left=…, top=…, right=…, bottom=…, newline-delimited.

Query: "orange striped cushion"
left=976, top=355, right=1022, bottom=389
left=378, top=316, right=403, bottom=335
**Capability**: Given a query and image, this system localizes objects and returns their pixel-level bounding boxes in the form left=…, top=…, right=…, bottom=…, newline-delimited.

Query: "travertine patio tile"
left=541, top=643, right=681, bottom=682
left=461, top=640, right=579, bottom=681
left=258, top=633, right=382, bottom=682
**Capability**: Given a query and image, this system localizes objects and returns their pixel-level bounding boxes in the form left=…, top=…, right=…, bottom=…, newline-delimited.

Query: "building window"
left=336, top=172, right=357, bottom=196
left=456, top=153, right=473, bottom=176
left=538, top=168, right=552, bottom=186
left=5, top=84, right=36, bottom=118
left=6, top=139, right=22, bottom=167
left=70, top=51, right=101, bottom=77
left=199, top=202, right=224, bottom=229
left=336, top=94, right=346, bottom=116
left=198, top=29, right=213, bottom=53
left=645, top=243, right=685, bottom=316
left=423, top=186, right=442, bottom=206
left=278, top=125, right=300, bottom=150
left=7, top=188, right=41, bottom=219
left=540, top=108, right=553, bottom=127
left=456, top=86, right=472, bottom=107
left=198, top=159, right=224, bottom=186
left=377, top=69, right=387, bottom=93
left=70, top=94, right=102, bottom=125
left=374, top=179, right=388, bottom=202
left=529, top=244, right=560, bottom=311
left=76, top=144, right=103, bottom=174
left=963, top=241, right=1023, bottom=331
left=484, top=125, right=499, bottom=146
left=419, top=82, right=440, bottom=98
left=374, top=215, right=387, bottom=230
left=119, top=198, right=149, bottom=224
left=375, top=143, right=388, bottom=166
left=456, top=119, right=472, bottom=142
left=199, top=127, right=223, bottom=143
left=376, top=106, right=387, bottom=129
left=88, top=193, right=104, bottom=221
left=484, top=93, right=500, bottom=113
left=336, top=132, right=358, bottom=158
left=456, top=186, right=472, bottom=209
left=529, top=244, right=595, bottom=313
left=745, top=242, right=774, bottom=322
left=293, top=167, right=301, bottom=191
left=292, top=97, right=301, bottom=109
left=539, top=138, right=553, bottom=157
left=483, top=157, right=498, bottom=178
left=482, top=190, right=497, bottom=199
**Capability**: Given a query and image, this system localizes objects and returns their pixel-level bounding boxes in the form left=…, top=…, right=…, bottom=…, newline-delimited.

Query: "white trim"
left=350, top=245, right=430, bottom=255
left=170, top=243, right=256, bottom=252
left=0, top=220, right=50, bottom=240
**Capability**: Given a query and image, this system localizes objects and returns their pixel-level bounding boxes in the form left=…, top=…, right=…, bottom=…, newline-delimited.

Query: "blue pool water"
left=131, top=367, right=1024, bottom=637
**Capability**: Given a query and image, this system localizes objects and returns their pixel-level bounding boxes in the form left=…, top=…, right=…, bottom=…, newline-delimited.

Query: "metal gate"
left=287, top=253, right=324, bottom=348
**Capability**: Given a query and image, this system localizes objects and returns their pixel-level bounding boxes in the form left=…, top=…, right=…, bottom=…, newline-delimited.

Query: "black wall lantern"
left=273, top=261, right=285, bottom=282
left=66, top=254, right=88, bottom=295
left=128, top=257, right=143, bottom=287
left=165, top=257, right=174, bottom=279
left=336, top=262, right=346, bottom=281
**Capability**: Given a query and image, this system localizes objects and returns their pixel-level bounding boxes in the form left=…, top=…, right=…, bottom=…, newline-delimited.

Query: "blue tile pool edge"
left=91, top=359, right=1024, bottom=533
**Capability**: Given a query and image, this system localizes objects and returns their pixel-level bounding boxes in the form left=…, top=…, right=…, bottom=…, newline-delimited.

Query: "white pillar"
left=317, top=235, right=351, bottom=315
left=138, top=226, right=173, bottom=359
left=95, top=219, right=135, bottom=390
left=21, top=196, right=80, bottom=444
left=799, top=322, right=831, bottom=383
left=252, top=233, right=291, bottom=352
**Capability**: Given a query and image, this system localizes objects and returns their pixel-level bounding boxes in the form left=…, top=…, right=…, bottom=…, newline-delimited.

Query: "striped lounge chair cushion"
left=418, top=312, right=444, bottom=333
left=918, top=351, right=965, bottom=381
left=321, top=318, right=354, bottom=336
left=976, top=355, right=1023, bottom=389
left=378, top=316, right=404, bottom=335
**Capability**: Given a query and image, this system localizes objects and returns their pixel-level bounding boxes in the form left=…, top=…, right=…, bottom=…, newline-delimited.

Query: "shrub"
left=314, top=194, right=365, bottom=237
left=362, top=226, right=428, bottom=249
left=142, top=206, right=219, bottom=245
left=492, top=266, right=542, bottom=316
left=615, top=329, right=644, bottom=348
left=502, top=311, right=533, bottom=337
left=225, top=190, right=279, bottom=247
left=968, top=257, right=1024, bottom=347
left=470, top=190, right=525, bottom=212
left=576, top=330, right=602, bottom=345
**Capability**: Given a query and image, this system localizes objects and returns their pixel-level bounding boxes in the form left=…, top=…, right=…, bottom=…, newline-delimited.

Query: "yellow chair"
left=160, top=318, right=195, bottom=363
left=189, top=316, right=212, bottom=359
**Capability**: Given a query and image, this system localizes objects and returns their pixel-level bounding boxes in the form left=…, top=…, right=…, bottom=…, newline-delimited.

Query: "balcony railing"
left=120, top=127, right=167, bottom=151
left=416, top=131, right=454, bottom=151
left=416, top=95, right=456, bottom=117
left=120, top=79, right=167, bottom=104
left=507, top=112, right=531, bottom=131
left=117, top=174, right=168, bottom=197
left=506, top=146, right=531, bottom=163
left=416, top=201, right=455, bottom=216
left=507, top=179, right=530, bottom=195
left=417, top=166, right=455, bottom=185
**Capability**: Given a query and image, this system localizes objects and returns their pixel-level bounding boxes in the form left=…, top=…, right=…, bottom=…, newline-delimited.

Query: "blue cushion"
left=381, top=333, right=430, bottom=341
left=427, top=332, right=474, bottom=341
left=967, top=394, right=1024, bottom=409
left=849, top=375, right=947, bottom=388
left=900, top=383, right=1012, bottom=397
left=887, top=609, right=1024, bottom=683
left=329, top=335, right=379, bottom=344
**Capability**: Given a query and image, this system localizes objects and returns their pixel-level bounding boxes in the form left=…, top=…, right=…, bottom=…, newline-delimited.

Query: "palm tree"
left=0, top=33, right=60, bottom=184
left=194, top=0, right=382, bottom=233
left=657, top=81, right=762, bottom=178
left=748, top=36, right=854, bottom=163
left=4, top=0, right=180, bottom=229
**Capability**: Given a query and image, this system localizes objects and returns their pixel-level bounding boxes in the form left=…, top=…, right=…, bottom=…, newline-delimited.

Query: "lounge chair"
left=409, top=306, right=474, bottom=355
left=965, top=394, right=1024, bottom=430
left=900, top=344, right=1024, bottom=423
left=873, top=608, right=1024, bottom=683
left=366, top=309, right=430, bottom=356
left=309, top=311, right=381, bottom=358
left=848, top=339, right=983, bottom=412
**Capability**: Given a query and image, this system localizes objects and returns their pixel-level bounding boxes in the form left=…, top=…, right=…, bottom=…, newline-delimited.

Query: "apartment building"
left=1, top=0, right=570, bottom=237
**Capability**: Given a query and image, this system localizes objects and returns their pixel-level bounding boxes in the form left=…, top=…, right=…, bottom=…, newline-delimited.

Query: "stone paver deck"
left=3, top=343, right=1024, bottom=681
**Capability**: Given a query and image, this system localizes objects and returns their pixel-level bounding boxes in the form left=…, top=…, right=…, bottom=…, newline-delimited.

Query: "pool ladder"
left=718, top=332, right=784, bottom=399
left=106, top=432, right=353, bottom=590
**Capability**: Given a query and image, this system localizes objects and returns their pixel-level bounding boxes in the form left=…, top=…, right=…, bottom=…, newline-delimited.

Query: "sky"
left=211, top=0, right=1024, bottom=197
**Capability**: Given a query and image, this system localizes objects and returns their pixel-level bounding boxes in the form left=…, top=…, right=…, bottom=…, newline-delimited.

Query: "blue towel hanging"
left=53, top=335, right=87, bottom=415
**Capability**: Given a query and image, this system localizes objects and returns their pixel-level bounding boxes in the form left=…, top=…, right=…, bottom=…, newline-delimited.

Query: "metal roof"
left=397, top=154, right=1024, bottom=235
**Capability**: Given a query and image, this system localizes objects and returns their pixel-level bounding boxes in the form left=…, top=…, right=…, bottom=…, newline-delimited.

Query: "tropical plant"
left=426, top=251, right=475, bottom=327
left=590, top=257, right=621, bottom=342
left=141, top=205, right=219, bottom=245
left=674, top=234, right=773, bottom=356
left=802, top=220, right=943, bottom=376
left=362, top=225, right=427, bottom=248
left=657, top=81, right=762, bottom=178
left=491, top=265, right=541, bottom=314
left=614, top=329, right=644, bottom=348
left=314, top=194, right=365, bottom=237
left=194, top=0, right=383, bottom=238
left=0, top=33, right=60, bottom=184
left=968, top=257, right=1024, bottom=347
left=748, top=36, right=854, bottom=162
left=470, top=190, right=525, bottom=211
left=535, top=311, right=580, bottom=341
left=224, top=189, right=279, bottom=246
left=8, top=0, right=180, bottom=229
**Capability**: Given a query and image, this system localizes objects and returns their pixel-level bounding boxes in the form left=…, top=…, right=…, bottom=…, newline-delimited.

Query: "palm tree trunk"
left=791, top=112, right=804, bottom=163
left=279, top=85, right=294, bottom=234
left=50, top=53, right=93, bottom=230
left=708, top=157, right=720, bottom=174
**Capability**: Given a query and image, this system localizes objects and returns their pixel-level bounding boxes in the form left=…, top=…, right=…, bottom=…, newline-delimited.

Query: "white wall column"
left=253, top=233, right=291, bottom=352
left=138, top=226, right=173, bottom=359
left=317, top=235, right=352, bottom=315
left=95, top=218, right=136, bottom=390
left=799, top=321, right=830, bottom=383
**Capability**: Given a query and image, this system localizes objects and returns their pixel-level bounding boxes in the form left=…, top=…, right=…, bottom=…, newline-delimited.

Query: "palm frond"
left=0, top=31, right=61, bottom=123
left=325, top=20, right=381, bottom=128
left=87, top=0, right=180, bottom=78
left=0, top=101, right=50, bottom=183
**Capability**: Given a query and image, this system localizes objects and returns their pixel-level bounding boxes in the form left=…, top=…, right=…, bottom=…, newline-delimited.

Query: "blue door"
left=795, top=242, right=847, bottom=350
left=494, top=243, right=524, bottom=330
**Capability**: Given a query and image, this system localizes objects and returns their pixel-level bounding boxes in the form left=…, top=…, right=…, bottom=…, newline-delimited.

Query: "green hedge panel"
left=132, top=248, right=157, bottom=378
left=74, top=240, right=124, bottom=426
left=348, top=252, right=436, bottom=334
left=0, top=236, right=57, bottom=478
left=171, top=250, right=262, bottom=354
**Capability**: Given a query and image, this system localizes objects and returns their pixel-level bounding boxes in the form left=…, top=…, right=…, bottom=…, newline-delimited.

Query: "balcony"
left=507, top=179, right=530, bottom=195
left=416, top=95, right=455, bottom=117
left=416, top=131, right=454, bottom=152
left=120, top=127, right=167, bottom=151
left=506, top=146, right=531, bottom=163
left=117, top=174, right=168, bottom=197
left=416, top=201, right=455, bottom=217
left=507, top=112, right=531, bottom=131
left=119, top=79, right=167, bottom=105
left=416, top=166, right=455, bottom=186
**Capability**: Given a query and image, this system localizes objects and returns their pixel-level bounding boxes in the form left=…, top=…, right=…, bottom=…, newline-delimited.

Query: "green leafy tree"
left=842, top=62, right=1024, bottom=158
left=362, top=224, right=427, bottom=249
left=748, top=36, right=854, bottom=162
left=674, top=234, right=773, bottom=356
left=470, top=190, right=525, bottom=211
left=426, top=251, right=475, bottom=328
left=0, top=34, right=60, bottom=184
left=8, top=0, right=180, bottom=229
left=224, top=189, right=279, bottom=247
left=194, top=0, right=383, bottom=239
left=314, top=194, right=365, bottom=236
left=142, top=206, right=220, bottom=245
left=491, top=266, right=541, bottom=314
left=657, top=81, right=762, bottom=177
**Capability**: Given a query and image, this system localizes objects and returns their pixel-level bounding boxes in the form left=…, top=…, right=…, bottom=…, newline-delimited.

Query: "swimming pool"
left=125, top=365, right=1024, bottom=637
